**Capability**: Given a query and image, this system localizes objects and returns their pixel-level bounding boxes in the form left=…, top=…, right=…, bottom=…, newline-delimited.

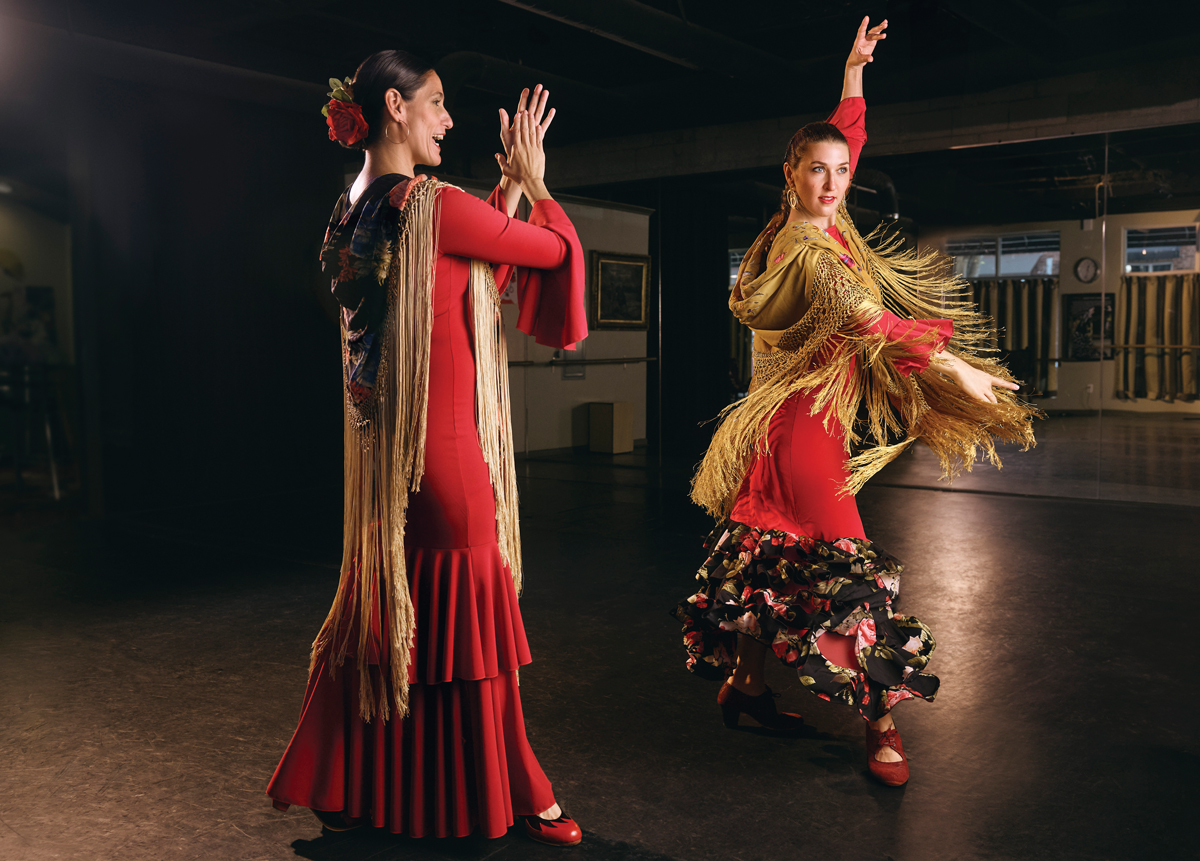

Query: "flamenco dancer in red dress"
left=676, top=19, right=1038, bottom=786
left=267, top=51, right=584, bottom=845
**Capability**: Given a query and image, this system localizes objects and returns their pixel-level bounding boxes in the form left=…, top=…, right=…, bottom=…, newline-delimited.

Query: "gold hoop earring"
left=785, top=188, right=798, bottom=209
left=383, top=120, right=410, bottom=145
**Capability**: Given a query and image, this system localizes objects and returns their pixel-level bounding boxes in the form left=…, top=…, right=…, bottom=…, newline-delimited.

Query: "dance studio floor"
left=1, top=444, right=1195, bottom=861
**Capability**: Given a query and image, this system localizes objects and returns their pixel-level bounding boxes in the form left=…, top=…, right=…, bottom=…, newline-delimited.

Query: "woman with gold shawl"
left=675, top=19, right=1037, bottom=786
left=266, top=51, right=585, bottom=845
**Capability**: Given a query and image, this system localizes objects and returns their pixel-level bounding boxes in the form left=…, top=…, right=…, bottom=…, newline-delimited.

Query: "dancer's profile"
left=675, top=18, right=1038, bottom=786
left=267, top=50, right=586, bottom=845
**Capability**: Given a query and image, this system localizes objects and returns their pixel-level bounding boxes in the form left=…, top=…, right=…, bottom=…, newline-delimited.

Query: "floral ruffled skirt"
left=672, top=520, right=940, bottom=721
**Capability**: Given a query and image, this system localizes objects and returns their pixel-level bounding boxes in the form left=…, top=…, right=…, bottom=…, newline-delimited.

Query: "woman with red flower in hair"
left=267, top=50, right=585, bottom=846
left=675, top=18, right=1038, bottom=786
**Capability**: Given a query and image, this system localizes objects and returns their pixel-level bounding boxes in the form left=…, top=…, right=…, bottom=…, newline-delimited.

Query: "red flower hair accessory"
left=322, top=77, right=368, bottom=147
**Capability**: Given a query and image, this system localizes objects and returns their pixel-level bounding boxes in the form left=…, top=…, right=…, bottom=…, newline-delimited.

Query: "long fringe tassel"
left=310, top=180, right=440, bottom=722
left=469, top=260, right=524, bottom=593
left=692, top=207, right=1039, bottom=521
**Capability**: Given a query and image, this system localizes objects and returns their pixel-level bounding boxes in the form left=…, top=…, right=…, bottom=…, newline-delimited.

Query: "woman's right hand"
left=496, top=110, right=552, bottom=201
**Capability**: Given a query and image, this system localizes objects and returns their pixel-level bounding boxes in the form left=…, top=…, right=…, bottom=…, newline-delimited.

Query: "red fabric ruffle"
left=267, top=657, right=554, bottom=838
left=515, top=200, right=588, bottom=350
left=409, top=543, right=531, bottom=684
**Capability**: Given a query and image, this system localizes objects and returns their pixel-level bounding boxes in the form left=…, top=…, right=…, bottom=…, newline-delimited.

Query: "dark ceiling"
left=2, top=0, right=1200, bottom=226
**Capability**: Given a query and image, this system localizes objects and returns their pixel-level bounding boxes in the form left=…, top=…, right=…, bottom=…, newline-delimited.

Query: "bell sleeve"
left=437, top=187, right=588, bottom=350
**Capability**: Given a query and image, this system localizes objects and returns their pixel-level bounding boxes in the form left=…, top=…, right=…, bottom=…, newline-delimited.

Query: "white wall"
left=503, top=195, right=651, bottom=452
left=0, top=198, right=73, bottom=363
left=346, top=170, right=653, bottom=451
left=922, top=207, right=1200, bottom=413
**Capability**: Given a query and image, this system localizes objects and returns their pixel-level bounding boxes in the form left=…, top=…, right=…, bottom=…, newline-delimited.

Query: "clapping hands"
left=496, top=85, right=556, bottom=193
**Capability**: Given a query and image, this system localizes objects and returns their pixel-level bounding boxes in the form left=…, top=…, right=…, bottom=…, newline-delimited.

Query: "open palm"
left=499, top=84, right=556, bottom=156
left=848, top=16, right=887, bottom=67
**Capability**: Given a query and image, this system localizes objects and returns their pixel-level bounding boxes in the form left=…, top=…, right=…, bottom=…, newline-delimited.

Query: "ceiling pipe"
left=496, top=0, right=802, bottom=77
left=437, top=51, right=617, bottom=109
left=852, top=168, right=900, bottom=221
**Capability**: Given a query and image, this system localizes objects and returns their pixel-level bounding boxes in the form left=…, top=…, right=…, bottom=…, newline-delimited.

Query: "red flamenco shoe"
left=312, top=808, right=367, bottom=831
left=865, top=723, right=910, bottom=786
left=523, top=811, right=583, bottom=847
left=717, top=682, right=804, bottom=731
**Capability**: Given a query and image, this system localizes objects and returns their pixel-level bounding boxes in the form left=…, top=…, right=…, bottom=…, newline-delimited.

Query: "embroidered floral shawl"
left=313, top=174, right=522, bottom=721
left=691, top=204, right=1040, bottom=519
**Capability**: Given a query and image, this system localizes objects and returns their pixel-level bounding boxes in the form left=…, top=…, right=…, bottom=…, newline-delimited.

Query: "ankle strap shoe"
left=865, top=724, right=909, bottom=786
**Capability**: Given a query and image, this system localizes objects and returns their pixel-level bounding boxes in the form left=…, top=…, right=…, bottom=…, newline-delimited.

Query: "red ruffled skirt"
left=673, top=389, right=940, bottom=721
left=267, top=543, right=555, bottom=838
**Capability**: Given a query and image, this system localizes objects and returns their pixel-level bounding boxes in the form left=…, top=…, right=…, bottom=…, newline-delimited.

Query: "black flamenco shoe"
left=717, top=682, right=804, bottom=730
left=312, top=808, right=366, bottom=832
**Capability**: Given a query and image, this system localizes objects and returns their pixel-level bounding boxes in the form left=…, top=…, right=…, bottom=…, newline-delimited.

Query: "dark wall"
left=653, top=179, right=734, bottom=465
left=568, top=176, right=733, bottom=467
left=68, top=77, right=346, bottom=516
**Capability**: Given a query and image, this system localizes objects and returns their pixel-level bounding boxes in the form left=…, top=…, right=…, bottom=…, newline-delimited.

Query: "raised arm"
left=438, top=188, right=573, bottom=269
left=841, top=16, right=887, bottom=100
left=437, top=187, right=587, bottom=350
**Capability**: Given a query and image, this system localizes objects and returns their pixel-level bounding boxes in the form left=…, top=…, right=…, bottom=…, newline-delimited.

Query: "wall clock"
left=1074, top=256, right=1099, bottom=283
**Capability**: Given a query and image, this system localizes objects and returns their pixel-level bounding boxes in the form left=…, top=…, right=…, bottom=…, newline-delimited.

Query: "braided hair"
left=777, top=121, right=850, bottom=218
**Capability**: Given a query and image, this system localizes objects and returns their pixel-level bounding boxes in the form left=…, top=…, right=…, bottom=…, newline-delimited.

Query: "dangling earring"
left=383, top=120, right=410, bottom=145
left=785, top=188, right=798, bottom=209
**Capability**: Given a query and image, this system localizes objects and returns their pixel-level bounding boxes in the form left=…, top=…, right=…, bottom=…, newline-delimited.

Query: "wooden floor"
left=0, top=440, right=1195, bottom=860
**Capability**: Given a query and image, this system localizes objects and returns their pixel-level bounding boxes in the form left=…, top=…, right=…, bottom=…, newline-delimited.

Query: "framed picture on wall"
left=1062, top=293, right=1114, bottom=361
left=590, top=251, right=649, bottom=330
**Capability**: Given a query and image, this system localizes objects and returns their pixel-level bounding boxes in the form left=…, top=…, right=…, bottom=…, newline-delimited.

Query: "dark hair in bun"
left=349, top=50, right=434, bottom=150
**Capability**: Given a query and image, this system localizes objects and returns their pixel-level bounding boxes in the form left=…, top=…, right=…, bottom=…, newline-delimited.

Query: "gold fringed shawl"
left=691, top=203, right=1040, bottom=520
left=311, top=176, right=523, bottom=721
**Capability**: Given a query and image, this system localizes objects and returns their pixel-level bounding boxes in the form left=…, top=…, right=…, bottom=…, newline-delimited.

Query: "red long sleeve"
left=826, top=97, right=867, bottom=175
left=435, top=187, right=587, bottom=350
left=437, top=187, right=570, bottom=267
left=861, top=310, right=953, bottom=377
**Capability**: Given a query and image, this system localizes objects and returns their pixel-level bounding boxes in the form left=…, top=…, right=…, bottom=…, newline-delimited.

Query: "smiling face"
left=785, top=140, right=852, bottom=223
left=392, top=71, right=453, bottom=166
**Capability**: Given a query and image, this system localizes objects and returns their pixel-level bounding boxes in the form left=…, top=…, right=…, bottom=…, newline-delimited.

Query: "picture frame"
left=590, top=251, right=650, bottom=330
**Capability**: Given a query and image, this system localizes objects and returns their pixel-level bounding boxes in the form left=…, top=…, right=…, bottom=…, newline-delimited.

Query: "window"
left=1125, top=226, right=1198, bottom=273
left=947, top=237, right=997, bottom=278
left=948, top=232, right=1059, bottom=278
left=1000, top=232, right=1060, bottom=276
left=729, top=248, right=748, bottom=289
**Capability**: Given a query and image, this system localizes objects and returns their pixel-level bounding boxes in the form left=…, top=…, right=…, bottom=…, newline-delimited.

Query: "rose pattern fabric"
left=672, top=519, right=939, bottom=721
left=319, top=175, right=426, bottom=412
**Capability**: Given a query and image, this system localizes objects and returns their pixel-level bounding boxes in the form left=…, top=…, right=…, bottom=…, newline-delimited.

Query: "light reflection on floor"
left=876, top=412, right=1200, bottom=505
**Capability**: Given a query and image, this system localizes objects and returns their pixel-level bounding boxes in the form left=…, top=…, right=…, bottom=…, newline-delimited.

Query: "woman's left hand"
left=933, top=351, right=1020, bottom=404
left=848, top=16, right=887, bottom=67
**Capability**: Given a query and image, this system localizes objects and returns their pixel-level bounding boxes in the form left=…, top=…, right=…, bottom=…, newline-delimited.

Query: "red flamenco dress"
left=675, top=98, right=951, bottom=721
left=267, top=180, right=585, bottom=838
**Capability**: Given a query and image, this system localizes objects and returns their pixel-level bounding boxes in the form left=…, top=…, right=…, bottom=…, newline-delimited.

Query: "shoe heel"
left=720, top=703, right=740, bottom=729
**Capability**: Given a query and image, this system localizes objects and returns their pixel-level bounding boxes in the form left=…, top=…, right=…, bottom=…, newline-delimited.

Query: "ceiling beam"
left=0, top=13, right=325, bottom=112
left=474, top=55, right=1200, bottom=188
left=940, top=0, right=1066, bottom=53
left=496, top=0, right=801, bottom=77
